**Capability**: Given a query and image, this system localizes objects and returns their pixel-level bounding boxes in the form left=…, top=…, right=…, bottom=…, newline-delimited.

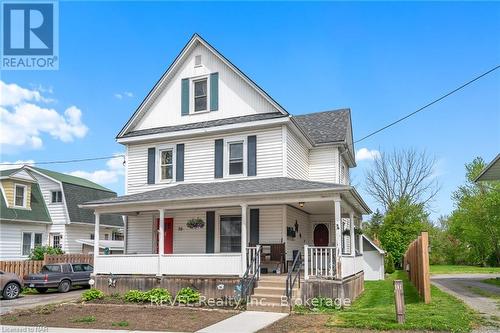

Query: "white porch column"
left=158, top=209, right=165, bottom=255
left=334, top=198, right=342, bottom=279
left=241, top=203, right=248, bottom=275
left=93, top=212, right=100, bottom=270
left=349, top=212, right=355, bottom=256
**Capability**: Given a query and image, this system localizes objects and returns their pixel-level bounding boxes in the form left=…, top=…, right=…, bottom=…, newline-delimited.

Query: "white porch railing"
left=246, top=246, right=261, bottom=277
left=95, top=253, right=242, bottom=276
left=304, top=245, right=336, bottom=279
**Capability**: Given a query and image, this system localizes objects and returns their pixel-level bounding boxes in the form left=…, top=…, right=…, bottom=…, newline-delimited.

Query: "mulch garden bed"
left=1, top=302, right=238, bottom=332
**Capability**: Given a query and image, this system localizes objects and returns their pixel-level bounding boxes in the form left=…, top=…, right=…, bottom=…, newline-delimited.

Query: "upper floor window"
left=228, top=141, right=244, bottom=175
left=193, top=78, right=208, bottom=112
left=51, top=191, right=62, bottom=203
left=160, top=149, right=174, bottom=180
left=14, top=184, right=27, bottom=208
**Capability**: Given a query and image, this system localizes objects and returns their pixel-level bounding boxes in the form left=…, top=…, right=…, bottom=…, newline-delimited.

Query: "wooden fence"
left=0, top=254, right=93, bottom=277
left=403, top=231, right=431, bottom=303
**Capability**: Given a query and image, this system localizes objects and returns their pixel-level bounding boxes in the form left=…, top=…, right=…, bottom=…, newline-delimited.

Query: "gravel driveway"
left=0, top=288, right=84, bottom=315
left=431, top=274, right=500, bottom=333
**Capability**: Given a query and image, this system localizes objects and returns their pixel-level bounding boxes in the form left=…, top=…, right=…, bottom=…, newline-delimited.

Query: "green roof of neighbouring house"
left=30, top=166, right=114, bottom=192
left=0, top=169, right=19, bottom=177
left=0, top=182, right=52, bottom=223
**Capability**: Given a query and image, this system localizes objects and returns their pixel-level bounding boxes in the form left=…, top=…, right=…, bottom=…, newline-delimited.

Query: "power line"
left=354, top=64, right=500, bottom=144
left=0, top=155, right=125, bottom=167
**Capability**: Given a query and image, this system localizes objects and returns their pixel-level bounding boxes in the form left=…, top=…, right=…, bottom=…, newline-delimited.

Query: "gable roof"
left=117, top=34, right=288, bottom=139
left=292, top=109, right=351, bottom=145
left=475, top=154, right=500, bottom=182
left=362, top=235, right=385, bottom=254
left=29, top=167, right=114, bottom=192
left=0, top=182, right=51, bottom=223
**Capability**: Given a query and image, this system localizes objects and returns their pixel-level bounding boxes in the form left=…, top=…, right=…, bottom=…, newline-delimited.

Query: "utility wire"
left=0, top=155, right=125, bottom=166
left=354, top=64, right=500, bottom=144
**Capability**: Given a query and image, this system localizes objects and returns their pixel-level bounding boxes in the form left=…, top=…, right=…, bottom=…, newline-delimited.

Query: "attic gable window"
left=193, top=78, right=208, bottom=112
left=51, top=191, right=62, bottom=203
left=14, top=184, right=27, bottom=208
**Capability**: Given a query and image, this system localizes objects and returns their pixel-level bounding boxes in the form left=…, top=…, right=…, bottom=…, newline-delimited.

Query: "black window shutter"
left=250, top=209, right=260, bottom=246
left=181, top=78, right=189, bottom=116
left=247, top=135, right=257, bottom=176
left=176, top=144, right=184, bottom=182
left=210, top=72, right=219, bottom=111
left=214, top=139, right=223, bottom=178
left=147, top=148, right=156, bottom=184
left=206, top=211, right=215, bottom=253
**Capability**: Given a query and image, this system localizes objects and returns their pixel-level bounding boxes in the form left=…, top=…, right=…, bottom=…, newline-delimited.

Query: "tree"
left=448, top=157, right=500, bottom=266
left=365, top=149, right=440, bottom=210
left=363, top=209, right=383, bottom=242
left=379, top=197, right=429, bottom=268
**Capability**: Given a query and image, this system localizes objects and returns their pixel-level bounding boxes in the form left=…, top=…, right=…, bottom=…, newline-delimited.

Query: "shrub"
left=176, top=287, right=201, bottom=304
left=124, top=290, right=147, bottom=303
left=145, top=288, right=172, bottom=303
left=29, top=245, right=64, bottom=260
left=81, top=289, right=105, bottom=301
left=385, top=253, right=396, bottom=274
left=73, top=316, right=96, bottom=323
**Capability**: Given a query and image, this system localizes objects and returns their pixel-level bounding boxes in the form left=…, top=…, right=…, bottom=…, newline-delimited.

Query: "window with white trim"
left=14, top=184, right=27, bottom=208
left=51, top=191, right=62, bottom=203
left=160, top=149, right=174, bottom=180
left=228, top=141, right=244, bottom=175
left=52, top=234, right=62, bottom=248
left=220, top=216, right=241, bottom=253
left=193, top=78, right=208, bottom=112
left=22, top=232, right=43, bottom=256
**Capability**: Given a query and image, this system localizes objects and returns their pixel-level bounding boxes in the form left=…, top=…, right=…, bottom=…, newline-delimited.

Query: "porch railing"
left=285, top=251, right=302, bottom=310
left=239, top=245, right=262, bottom=301
left=304, top=245, right=336, bottom=279
left=246, top=246, right=261, bottom=278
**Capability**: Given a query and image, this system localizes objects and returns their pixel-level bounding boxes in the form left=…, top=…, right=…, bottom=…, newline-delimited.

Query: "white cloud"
left=0, top=160, right=35, bottom=171
left=356, top=148, right=381, bottom=161
left=0, top=80, right=88, bottom=151
left=68, top=154, right=125, bottom=185
left=114, top=91, right=133, bottom=99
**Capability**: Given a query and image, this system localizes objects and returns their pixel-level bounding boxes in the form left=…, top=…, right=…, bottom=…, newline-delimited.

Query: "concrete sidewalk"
left=196, top=311, right=288, bottom=333
left=0, top=326, right=183, bottom=333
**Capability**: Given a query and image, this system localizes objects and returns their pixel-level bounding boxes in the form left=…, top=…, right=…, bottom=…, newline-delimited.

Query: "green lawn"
left=326, top=271, right=479, bottom=333
left=430, top=265, right=500, bottom=275
left=483, top=278, right=500, bottom=287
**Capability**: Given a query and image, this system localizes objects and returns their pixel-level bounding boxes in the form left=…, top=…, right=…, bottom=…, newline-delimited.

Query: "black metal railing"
left=238, top=245, right=262, bottom=302
left=285, top=251, right=302, bottom=309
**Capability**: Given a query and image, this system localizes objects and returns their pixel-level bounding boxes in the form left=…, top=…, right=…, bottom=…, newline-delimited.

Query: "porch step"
left=257, top=280, right=286, bottom=288
left=253, top=286, right=298, bottom=296
left=246, top=303, right=290, bottom=313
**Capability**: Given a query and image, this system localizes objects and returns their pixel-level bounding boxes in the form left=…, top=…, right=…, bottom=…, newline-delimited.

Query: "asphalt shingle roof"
left=83, top=177, right=348, bottom=206
left=0, top=183, right=51, bottom=222
left=121, top=112, right=287, bottom=138
left=292, top=109, right=351, bottom=145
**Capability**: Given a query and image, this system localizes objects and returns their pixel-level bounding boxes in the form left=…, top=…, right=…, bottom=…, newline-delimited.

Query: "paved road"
left=0, top=288, right=84, bottom=315
left=431, top=273, right=500, bottom=333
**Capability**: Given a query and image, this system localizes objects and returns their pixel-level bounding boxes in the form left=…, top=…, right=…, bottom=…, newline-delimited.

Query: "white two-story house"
left=82, top=34, right=372, bottom=306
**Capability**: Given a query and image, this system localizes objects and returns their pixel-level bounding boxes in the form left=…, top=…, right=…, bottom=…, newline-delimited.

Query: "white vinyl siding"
left=63, top=224, right=115, bottom=254
left=126, top=127, right=283, bottom=194
left=286, top=129, right=309, bottom=180
left=309, top=147, right=339, bottom=183
left=0, top=221, right=49, bottom=260
left=258, top=206, right=284, bottom=244
left=126, top=213, right=155, bottom=254
left=133, top=43, right=277, bottom=131
left=286, top=206, right=310, bottom=260
left=29, top=172, right=68, bottom=225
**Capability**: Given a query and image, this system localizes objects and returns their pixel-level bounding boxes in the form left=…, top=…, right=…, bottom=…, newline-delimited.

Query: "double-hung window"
left=14, top=184, right=27, bottom=208
left=193, top=78, right=208, bottom=112
left=22, top=232, right=43, bottom=256
left=51, top=191, right=62, bottom=203
left=160, top=149, right=173, bottom=180
left=228, top=142, right=244, bottom=175
left=220, top=216, right=241, bottom=253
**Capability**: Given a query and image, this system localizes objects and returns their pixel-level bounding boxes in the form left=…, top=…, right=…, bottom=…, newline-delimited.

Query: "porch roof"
left=80, top=177, right=371, bottom=214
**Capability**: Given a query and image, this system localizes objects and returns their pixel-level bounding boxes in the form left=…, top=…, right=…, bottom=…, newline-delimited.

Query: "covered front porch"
left=82, top=178, right=370, bottom=283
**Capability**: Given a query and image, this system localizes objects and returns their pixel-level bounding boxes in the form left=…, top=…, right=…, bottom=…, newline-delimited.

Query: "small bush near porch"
left=263, top=271, right=479, bottom=333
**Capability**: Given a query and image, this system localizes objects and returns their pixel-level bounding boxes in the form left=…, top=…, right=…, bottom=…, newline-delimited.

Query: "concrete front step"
left=247, top=303, right=290, bottom=313
left=253, top=287, right=298, bottom=296
left=257, top=280, right=286, bottom=288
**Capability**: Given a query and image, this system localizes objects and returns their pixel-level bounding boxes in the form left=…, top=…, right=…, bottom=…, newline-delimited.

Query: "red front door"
left=156, top=218, right=174, bottom=254
left=313, top=223, right=329, bottom=246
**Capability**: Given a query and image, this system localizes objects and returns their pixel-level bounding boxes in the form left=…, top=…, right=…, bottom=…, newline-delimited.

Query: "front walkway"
left=197, top=311, right=288, bottom=333
left=431, top=273, right=500, bottom=333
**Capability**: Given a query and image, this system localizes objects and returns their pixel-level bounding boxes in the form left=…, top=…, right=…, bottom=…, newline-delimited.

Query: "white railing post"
left=256, top=245, right=261, bottom=279
left=93, top=212, right=100, bottom=273
left=304, top=245, right=309, bottom=280
left=349, top=212, right=355, bottom=256
left=334, top=198, right=342, bottom=279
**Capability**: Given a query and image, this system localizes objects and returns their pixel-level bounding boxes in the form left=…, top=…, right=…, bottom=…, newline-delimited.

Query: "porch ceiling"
left=79, top=177, right=371, bottom=215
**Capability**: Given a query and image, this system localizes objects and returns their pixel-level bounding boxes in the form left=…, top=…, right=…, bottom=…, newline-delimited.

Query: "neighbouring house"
left=361, top=235, right=385, bottom=281
left=0, top=166, right=123, bottom=260
left=81, top=34, right=374, bottom=308
left=475, top=153, right=500, bottom=182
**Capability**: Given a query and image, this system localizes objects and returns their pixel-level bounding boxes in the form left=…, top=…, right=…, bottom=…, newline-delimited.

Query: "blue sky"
left=1, top=1, right=499, bottom=220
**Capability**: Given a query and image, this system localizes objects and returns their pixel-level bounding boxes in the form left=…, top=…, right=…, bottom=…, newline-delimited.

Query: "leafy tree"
left=363, top=209, right=384, bottom=242
left=379, top=197, right=429, bottom=268
left=384, top=252, right=395, bottom=274
left=448, top=157, right=500, bottom=266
